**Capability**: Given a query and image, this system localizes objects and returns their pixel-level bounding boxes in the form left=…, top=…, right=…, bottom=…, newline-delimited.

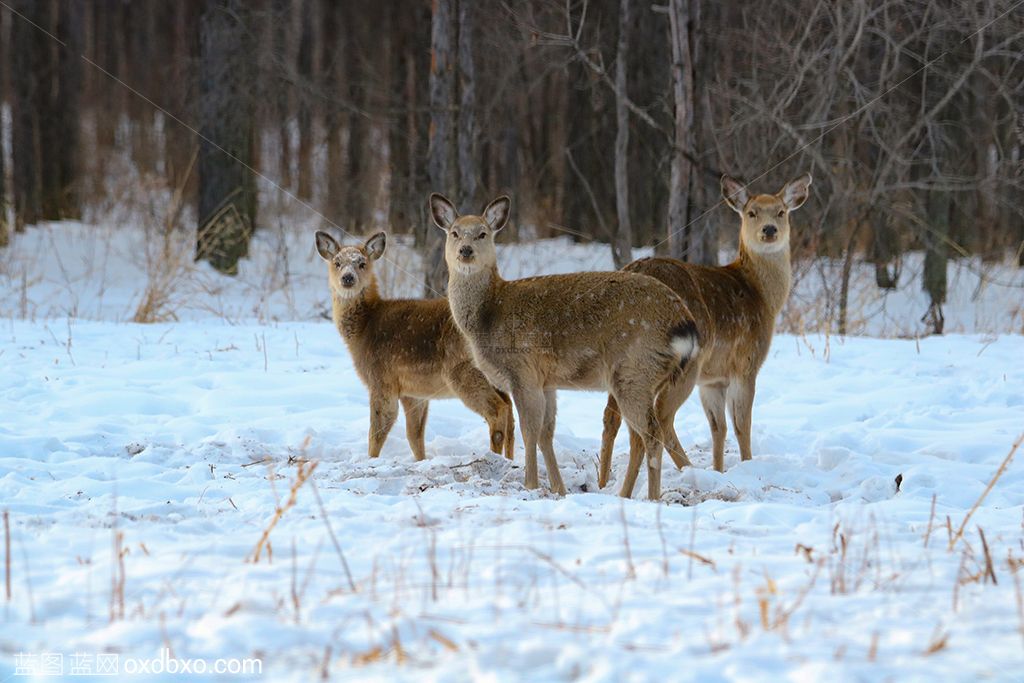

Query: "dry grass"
left=109, top=528, right=126, bottom=622
left=249, top=460, right=319, bottom=564
left=131, top=152, right=197, bottom=324
left=949, top=432, right=1023, bottom=551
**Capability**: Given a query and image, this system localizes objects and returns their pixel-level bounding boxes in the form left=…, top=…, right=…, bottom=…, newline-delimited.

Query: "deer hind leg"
left=657, top=362, right=699, bottom=469
left=699, top=383, right=728, bottom=472
left=511, top=386, right=545, bottom=491
left=400, top=397, right=429, bottom=461
left=447, top=363, right=511, bottom=458
left=612, top=382, right=664, bottom=500
left=368, top=394, right=399, bottom=459
left=727, top=376, right=756, bottom=462
left=538, top=389, right=567, bottom=496
left=618, top=426, right=645, bottom=499
left=598, top=395, right=622, bottom=489
left=642, top=406, right=665, bottom=500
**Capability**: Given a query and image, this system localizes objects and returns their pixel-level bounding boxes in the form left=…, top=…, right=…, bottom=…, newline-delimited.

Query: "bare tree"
left=9, top=0, right=46, bottom=229
left=0, top=2, right=7, bottom=247
left=344, top=3, right=369, bottom=232
left=4, top=0, right=1020, bottom=309
left=320, top=0, right=345, bottom=226
left=50, top=0, right=84, bottom=220
left=424, top=0, right=458, bottom=296
left=665, top=0, right=703, bottom=263
left=611, top=0, right=633, bottom=269
left=457, top=0, right=479, bottom=207
left=295, top=0, right=316, bottom=201
left=271, top=0, right=293, bottom=191
left=196, top=0, right=257, bottom=275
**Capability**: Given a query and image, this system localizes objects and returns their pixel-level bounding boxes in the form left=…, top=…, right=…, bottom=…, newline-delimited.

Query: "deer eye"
left=358, top=262, right=366, bottom=270
left=777, top=209, right=785, bottom=218
left=449, top=231, right=457, bottom=240
left=747, top=210, right=756, bottom=219
left=477, top=232, right=486, bottom=240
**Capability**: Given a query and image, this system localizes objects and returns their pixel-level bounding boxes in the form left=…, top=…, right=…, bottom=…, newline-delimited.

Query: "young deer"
left=430, top=194, right=700, bottom=500
left=598, top=173, right=812, bottom=493
left=314, top=230, right=515, bottom=462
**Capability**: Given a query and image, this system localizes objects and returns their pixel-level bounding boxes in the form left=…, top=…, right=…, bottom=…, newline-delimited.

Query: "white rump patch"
left=671, top=335, right=698, bottom=360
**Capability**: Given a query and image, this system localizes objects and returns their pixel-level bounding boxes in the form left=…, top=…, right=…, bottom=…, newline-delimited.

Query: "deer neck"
left=446, top=264, right=502, bottom=338
left=331, top=279, right=381, bottom=340
left=735, top=242, right=792, bottom=315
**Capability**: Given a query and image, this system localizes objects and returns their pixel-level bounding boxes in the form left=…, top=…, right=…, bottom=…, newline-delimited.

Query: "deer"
left=429, top=193, right=701, bottom=500
left=314, top=230, right=515, bottom=463
left=597, top=173, right=812, bottom=495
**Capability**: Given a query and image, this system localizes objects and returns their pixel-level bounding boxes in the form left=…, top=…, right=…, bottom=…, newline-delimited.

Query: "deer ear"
left=781, top=173, right=812, bottom=211
left=365, top=232, right=386, bottom=260
left=721, top=176, right=750, bottom=214
left=315, top=231, right=340, bottom=261
left=430, top=193, right=458, bottom=231
left=482, top=196, right=511, bottom=232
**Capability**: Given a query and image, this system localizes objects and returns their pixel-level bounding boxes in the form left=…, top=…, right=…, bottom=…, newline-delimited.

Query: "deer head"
left=430, top=193, right=511, bottom=276
left=314, top=230, right=386, bottom=299
left=722, top=173, right=812, bottom=255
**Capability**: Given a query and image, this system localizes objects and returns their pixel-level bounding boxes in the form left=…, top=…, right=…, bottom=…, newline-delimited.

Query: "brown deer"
left=429, top=193, right=700, bottom=500
left=314, top=230, right=515, bottom=462
left=598, top=173, right=812, bottom=494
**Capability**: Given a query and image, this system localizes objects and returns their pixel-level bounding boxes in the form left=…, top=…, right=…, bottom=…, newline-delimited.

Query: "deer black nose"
left=341, top=273, right=355, bottom=286
left=762, top=225, right=778, bottom=238
left=459, top=246, right=474, bottom=258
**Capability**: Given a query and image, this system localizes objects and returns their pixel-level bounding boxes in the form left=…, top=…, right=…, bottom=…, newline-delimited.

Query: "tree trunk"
left=611, top=0, right=633, bottom=270
left=666, top=0, right=700, bottom=262
left=869, top=206, right=899, bottom=289
left=51, top=0, right=84, bottom=219
left=295, top=0, right=314, bottom=201
left=1012, top=143, right=1023, bottom=267
left=387, top=40, right=412, bottom=235
left=38, top=0, right=62, bottom=219
left=423, top=0, right=457, bottom=296
left=196, top=0, right=257, bottom=275
left=548, top=69, right=568, bottom=229
left=125, top=3, right=158, bottom=178
left=345, top=3, right=368, bottom=232
left=272, top=0, right=292, bottom=191
left=923, top=190, right=951, bottom=335
left=321, top=0, right=345, bottom=226
left=163, top=0, right=198, bottom=194
left=0, top=4, right=8, bottom=246
left=9, top=0, right=46, bottom=230
left=689, top=0, right=716, bottom=265
left=456, top=0, right=478, bottom=208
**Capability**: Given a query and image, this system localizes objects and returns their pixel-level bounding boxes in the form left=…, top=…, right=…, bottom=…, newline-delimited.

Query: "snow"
left=2, top=220, right=1021, bottom=337
left=0, top=221, right=1023, bottom=681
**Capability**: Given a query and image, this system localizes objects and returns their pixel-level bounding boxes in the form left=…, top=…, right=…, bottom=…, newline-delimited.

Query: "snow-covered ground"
left=2, top=219, right=1022, bottom=336
left=0, top=220, right=1023, bottom=681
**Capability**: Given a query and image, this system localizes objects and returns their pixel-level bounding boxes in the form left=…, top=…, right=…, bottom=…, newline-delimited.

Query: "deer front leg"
left=727, top=376, right=756, bottom=462
left=539, top=389, right=566, bottom=495
left=699, top=384, right=727, bottom=472
left=511, top=387, right=545, bottom=491
left=448, top=362, right=516, bottom=458
left=400, top=397, right=429, bottom=461
left=368, top=394, right=399, bottom=459
left=598, top=395, right=622, bottom=489
left=500, top=392, right=516, bottom=460
left=447, top=363, right=512, bottom=458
